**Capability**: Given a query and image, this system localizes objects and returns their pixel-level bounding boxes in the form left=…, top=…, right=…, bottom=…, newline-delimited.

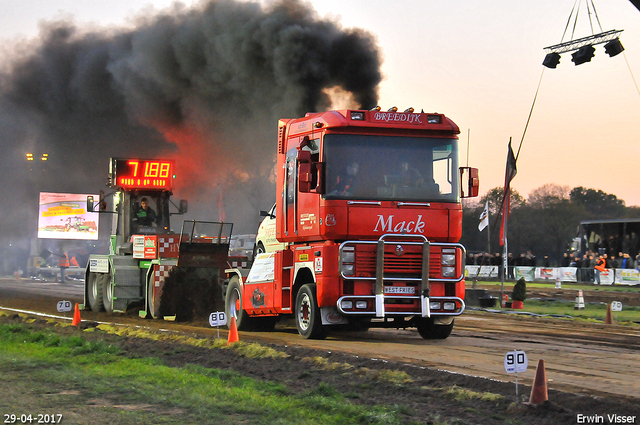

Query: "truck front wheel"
left=295, top=284, right=326, bottom=340
left=225, top=276, right=252, bottom=331
left=87, top=272, right=105, bottom=312
left=416, top=317, right=454, bottom=340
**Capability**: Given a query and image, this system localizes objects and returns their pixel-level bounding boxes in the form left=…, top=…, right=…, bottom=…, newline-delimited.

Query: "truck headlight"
left=442, top=266, right=455, bottom=277
left=341, top=251, right=355, bottom=263
left=441, top=254, right=455, bottom=266
left=341, top=300, right=353, bottom=309
left=341, top=264, right=355, bottom=276
left=341, top=248, right=355, bottom=276
left=355, top=301, right=367, bottom=309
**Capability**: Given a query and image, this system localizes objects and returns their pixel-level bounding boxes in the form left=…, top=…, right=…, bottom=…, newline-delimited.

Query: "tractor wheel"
left=416, top=317, right=454, bottom=340
left=147, top=273, right=159, bottom=319
left=295, top=284, right=326, bottom=339
left=87, top=272, right=105, bottom=312
left=102, top=272, right=114, bottom=313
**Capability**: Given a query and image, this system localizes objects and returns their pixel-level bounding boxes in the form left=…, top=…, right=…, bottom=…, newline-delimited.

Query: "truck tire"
left=295, top=284, right=326, bottom=339
left=225, top=276, right=253, bottom=331
left=416, top=317, right=454, bottom=340
left=87, top=272, right=105, bottom=312
left=102, top=272, right=114, bottom=313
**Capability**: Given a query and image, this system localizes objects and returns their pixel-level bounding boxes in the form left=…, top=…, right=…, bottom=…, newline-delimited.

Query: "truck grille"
left=352, top=244, right=442, bottom=278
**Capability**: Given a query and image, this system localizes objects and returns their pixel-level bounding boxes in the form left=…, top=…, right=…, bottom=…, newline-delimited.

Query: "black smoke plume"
left=0, top=0, right=382, bottom=253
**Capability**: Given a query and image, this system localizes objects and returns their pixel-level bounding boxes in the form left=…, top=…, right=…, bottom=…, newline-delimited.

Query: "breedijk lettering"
left=374, top=215, right=425, bottom=234
left=373, top=112, right=423, bottom=124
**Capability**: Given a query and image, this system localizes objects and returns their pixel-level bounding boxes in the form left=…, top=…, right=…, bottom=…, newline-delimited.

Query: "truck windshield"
left=323, top=134, right=459, bottom=202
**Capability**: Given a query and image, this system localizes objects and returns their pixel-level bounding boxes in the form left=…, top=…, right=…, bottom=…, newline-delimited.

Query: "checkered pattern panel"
left=154, top=265, right=174, bottom=287
left=157, top=236, right=180, bottom=258
left=228, top=260, right=248, bottom=268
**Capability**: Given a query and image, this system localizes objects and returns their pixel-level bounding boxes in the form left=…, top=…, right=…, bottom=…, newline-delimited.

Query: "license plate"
left=384, top=286, right=415, bottom=294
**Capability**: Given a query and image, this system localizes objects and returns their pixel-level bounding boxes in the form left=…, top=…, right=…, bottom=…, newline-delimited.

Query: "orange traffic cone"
left=227, top=316, right=239, bottom=345
left=72, top=303, right=81, bottom=327
left=528, top=359, right=548, bottom=405
left=605, top=303, right=613, bottom=325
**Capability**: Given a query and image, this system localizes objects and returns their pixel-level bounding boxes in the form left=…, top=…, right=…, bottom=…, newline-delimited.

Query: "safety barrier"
left=465, top=265, right=640, bottom=285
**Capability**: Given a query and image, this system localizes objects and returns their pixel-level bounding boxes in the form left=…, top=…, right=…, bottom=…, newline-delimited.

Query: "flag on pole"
left=499, top=140, right=517, bottom=246
left=478, top=201, right=489, bottom=231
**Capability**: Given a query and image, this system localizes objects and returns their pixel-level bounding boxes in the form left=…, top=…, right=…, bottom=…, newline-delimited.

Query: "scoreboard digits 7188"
left=110, top=158, right=174, bottom=190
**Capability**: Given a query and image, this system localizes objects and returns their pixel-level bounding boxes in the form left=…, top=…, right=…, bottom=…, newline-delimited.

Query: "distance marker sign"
left=504, top=350, right=528, bottom=373
left=57, top=301, right=72, bottom=312
left=209, top=312, right=227, bottom=327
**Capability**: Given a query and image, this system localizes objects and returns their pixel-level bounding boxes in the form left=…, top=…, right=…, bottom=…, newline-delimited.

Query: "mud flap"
left=320, top=307, right=348, bottom=325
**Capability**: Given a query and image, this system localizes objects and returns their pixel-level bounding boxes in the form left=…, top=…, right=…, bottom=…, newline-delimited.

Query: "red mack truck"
left=226, top=108, right=479, bottom=339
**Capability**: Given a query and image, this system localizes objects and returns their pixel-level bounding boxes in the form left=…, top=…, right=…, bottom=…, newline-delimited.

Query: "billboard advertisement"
left=38, top=192, right=99, bottom=240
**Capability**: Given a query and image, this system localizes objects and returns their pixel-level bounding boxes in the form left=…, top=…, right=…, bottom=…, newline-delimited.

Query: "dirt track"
left=1, top=277, right=639, bottom=424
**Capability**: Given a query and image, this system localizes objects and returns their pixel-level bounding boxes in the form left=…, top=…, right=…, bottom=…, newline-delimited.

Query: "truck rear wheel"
left=225, top=276, right=252, bottom=331
left=416, top=317, right=454, bottom=340
left=87, top=272, right=105, bottom=312
left=295, top=284, right=326, bottom=339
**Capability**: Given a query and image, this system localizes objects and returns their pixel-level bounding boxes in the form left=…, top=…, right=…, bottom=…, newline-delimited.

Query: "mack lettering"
left=374, top=214, right=425, bottom=234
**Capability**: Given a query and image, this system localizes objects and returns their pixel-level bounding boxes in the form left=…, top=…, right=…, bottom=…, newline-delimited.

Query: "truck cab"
left=232, top=109, right=478, bottom=339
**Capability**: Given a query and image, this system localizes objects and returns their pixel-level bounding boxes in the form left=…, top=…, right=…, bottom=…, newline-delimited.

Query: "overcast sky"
left=2, top=0, right=639, bottom=205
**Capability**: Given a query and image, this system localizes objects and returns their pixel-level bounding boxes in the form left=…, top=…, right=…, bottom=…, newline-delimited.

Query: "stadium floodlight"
left=542, top=29, right=624, bottom=68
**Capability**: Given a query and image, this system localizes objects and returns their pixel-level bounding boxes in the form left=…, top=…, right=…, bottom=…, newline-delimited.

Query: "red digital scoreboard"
left=111, top=158, right=174, bottom=190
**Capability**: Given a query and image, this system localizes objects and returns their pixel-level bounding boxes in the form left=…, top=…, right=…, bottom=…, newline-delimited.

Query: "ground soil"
left=1, top=312, right=637, bottom=425
left=1, top=279, right=639, bottom=425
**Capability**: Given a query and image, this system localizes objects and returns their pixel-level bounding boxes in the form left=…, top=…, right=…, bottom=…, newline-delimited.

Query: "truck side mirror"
left=179, top=199, right=188, bottom=214
left=460, top=167, right=479, bottom=198
left=87, top=196, right=94, bottom=213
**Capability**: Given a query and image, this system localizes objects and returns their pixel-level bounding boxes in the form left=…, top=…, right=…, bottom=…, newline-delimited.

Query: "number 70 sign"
left=504, top=350, right=528, bottom=373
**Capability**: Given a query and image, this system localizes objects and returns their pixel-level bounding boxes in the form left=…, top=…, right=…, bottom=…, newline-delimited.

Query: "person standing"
left=594, top=254, right=606, bottom=285
left=58, top=252, right=69, bottom=283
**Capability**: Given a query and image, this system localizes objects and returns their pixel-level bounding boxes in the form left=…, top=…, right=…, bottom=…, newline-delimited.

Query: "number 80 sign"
left=504, top=350, right=528, bottom=373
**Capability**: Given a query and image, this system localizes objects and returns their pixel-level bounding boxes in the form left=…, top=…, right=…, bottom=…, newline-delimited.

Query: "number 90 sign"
left=504, top=350, right=528, bottom=373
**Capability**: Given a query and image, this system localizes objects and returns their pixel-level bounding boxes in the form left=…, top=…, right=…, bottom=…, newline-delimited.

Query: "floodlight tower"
left=542, top=0, right=625, bottom=69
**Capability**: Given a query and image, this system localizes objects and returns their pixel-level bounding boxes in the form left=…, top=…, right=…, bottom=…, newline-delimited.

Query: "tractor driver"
left=134, top=197, right=157, bottom=227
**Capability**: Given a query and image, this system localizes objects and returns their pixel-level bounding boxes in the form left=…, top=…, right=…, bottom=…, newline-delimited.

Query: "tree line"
left=460, top=184, right=640, bottom=266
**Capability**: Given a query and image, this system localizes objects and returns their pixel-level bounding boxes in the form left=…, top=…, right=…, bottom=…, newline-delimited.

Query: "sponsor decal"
left=373, top=111, right=423, bottom=124
left=325, top=214, right=336, bottom=226
left=251, top=288, right=265, bottom=307
left=324, top=309, right=345, bottom=324
left=374, top=214, right=425, bottom=234
left=89, top=257, right=109, bottom=273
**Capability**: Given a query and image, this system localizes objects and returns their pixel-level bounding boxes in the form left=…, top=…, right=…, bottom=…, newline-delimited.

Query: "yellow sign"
left=299, top=254, right=309, bottom=262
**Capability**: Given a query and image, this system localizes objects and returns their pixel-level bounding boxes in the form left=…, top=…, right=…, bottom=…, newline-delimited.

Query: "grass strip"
left=0, top=322, right=407, bottom=425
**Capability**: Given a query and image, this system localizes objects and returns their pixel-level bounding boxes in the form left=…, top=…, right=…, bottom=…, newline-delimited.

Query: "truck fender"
left=292, top=266, right=315, bottom=304
left=224, top=268, right=245, bottom=298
